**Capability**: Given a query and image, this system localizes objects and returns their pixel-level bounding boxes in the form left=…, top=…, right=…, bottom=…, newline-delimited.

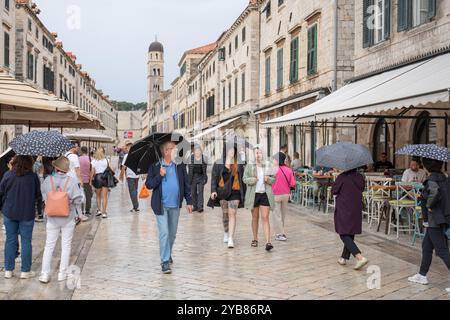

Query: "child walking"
left=39, top=156, right=83, bottom=284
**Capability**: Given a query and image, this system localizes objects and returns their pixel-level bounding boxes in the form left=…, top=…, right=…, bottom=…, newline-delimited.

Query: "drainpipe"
left=332, top=0, right=338, bottom=92
left=332, top=0, right=339, bottom=144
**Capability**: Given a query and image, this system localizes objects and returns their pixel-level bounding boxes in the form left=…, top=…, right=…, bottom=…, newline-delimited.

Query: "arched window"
left=414, top=111, right=437, bottom=144
left=156, top=53, right=159, bottom=60
left=158, top=69, right=161, bottom=76
left=153, top=69, right=157, bottom=76
left=373, top=118, right=390, bottom=161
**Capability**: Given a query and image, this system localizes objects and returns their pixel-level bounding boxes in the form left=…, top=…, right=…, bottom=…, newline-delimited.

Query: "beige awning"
left=65, top=129, right=114, bottom=143
left=0, top=73, right=103, bottom=129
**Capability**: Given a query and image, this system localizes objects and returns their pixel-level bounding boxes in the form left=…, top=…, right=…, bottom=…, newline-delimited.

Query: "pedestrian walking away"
left=243, top=146, right=275, bottom=251
left=408, top=157, right=450, bottom=293
left=331, top=169, right=369, bottom=270
left=145, top=141, right=193, bottom=274
left=0, top=156, right=41, bottom=280
left=120, top=142, right=140, bottom=213
left=271, top=152, right=295, bottom=242
left=188, top=145, right=208, bottom=213
left=91, top=147, right=111, bottom=219
left=79, top=147, right=93, bottom=218
left=65, top=142, right=87, bottom=222
left=209, top=143, right=245, bottom=249
left=38, top=156, right=84, bottom=284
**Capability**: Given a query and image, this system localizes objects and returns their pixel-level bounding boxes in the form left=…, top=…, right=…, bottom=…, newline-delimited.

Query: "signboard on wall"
left=123, top=131, right=134, bottom=139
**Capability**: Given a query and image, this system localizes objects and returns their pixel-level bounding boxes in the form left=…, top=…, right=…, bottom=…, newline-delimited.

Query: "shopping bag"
left=139, top=185, right=150, bottom=199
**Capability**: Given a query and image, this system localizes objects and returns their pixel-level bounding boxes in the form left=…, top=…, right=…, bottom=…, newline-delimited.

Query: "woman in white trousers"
left=39, top=157, right=83, bottom=283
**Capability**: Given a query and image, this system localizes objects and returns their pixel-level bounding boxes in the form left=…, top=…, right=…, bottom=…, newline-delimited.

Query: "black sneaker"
left=169, top=257, right=173, bottom=265
left=161, top=263, right=171, bottom=274
left=35, top=216, right=44, bottom=223
left=265, top=243, right=274, bottom=251
left=198, top=209, right=204, bottom=213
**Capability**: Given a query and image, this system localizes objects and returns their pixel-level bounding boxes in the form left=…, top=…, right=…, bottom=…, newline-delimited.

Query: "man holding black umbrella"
left=145, top=141, right=193, bottom=274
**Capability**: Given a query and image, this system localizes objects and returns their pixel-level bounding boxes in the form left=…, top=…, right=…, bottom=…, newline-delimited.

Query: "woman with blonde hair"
left=90, top=147, right=110, bottom=218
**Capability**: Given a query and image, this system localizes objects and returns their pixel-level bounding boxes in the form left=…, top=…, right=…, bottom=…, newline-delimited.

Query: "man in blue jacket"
left=146, top=141, right=193, bottom=274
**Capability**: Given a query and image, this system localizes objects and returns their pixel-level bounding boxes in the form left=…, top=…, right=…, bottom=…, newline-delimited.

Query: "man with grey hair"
left=146, top=141, right=193, bottom=274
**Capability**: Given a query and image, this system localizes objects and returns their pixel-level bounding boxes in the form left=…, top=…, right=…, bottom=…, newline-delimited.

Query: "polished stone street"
left=1, top=176, right=449, bottom=300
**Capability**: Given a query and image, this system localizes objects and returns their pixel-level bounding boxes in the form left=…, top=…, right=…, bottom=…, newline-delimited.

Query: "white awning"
left=65, top=129, right=114, bottom=143
left=192, top=116, right=242, bottom=141
left=263, top=52, right=450, bottom=128
left=255, top=90, right=321, bottom=115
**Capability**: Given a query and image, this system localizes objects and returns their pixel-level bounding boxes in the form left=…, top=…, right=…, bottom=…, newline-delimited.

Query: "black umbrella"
left=9, top=131, right=73, bottom=157
left=124, top=132, right=190, bottom=175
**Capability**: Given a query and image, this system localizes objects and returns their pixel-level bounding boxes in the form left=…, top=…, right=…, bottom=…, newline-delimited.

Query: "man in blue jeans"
left=146, top=141, right=193, bottom=274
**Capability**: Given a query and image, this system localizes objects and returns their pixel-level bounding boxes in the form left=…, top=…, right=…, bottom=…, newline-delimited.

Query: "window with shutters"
left=363, top=0, right=391, bottom=47
left=4, top=32, right=9, bottom=67
left=228, top=82, right=231, bottom=108
left=265, top=56, right=271, bottom=95
left=276, top=48, right=283, bottom=89
left=223, top=85, right=226, bottom=110
left=398, top=0, right=436, bottom=31
left=289, top=37, right=298, bottom=83
left=234, top=77, right=238, bottom=105
left=219, top=47, right=226, bottom=61
left=241, top=73, right=245, bottom=103
left=235, top=35, right=238, bottom=49
left=27, top=51, right=34, bottom=80
left=242, top=27, right=246, bottom=43
left=307, top=25, right=318, bottom=75
left=5, top=0, right=9, bottom=11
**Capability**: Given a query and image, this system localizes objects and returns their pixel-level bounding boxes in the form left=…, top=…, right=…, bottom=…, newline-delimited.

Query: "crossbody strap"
left=279, top=167, right=291, bottom=187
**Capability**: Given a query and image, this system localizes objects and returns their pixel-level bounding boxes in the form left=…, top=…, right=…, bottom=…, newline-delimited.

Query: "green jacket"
left=243, top=162, right=276, bottom=210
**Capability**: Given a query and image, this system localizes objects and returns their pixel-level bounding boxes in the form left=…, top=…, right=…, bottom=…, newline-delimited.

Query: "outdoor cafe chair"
left=325, top=172, right=340, bottom=214
left=387, top=182, right=418, bottom=239
left=301, top=170, right=315, bottom=208
left=367, top=177, right=393, bottom=229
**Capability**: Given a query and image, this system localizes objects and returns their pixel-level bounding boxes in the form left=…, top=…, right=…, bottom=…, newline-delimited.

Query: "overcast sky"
left=35, top=0, right=248, bottom=103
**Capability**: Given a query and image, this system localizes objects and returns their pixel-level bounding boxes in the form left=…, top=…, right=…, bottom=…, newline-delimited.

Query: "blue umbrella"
left=396, top=144, right=450, bottom=162
left=9, top=131, right=73, bottom=157
left=316, top=142, right=373, bottom=171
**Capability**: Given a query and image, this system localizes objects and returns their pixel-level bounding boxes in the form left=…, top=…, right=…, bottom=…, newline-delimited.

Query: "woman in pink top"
left=271, top=152, right=296, bottom=241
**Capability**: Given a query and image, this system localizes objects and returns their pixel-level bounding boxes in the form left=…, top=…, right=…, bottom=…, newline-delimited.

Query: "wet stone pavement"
left=1, top=168, right=450, bottom=300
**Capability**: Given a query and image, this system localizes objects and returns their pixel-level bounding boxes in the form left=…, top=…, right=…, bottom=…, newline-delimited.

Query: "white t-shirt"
left=122, top=154, right=138, bottom=179
left=255, top=166, right=265, bottom=193
left=402, top=168, right=427, bottom=183
left=65, top=152, right=80, bottom=182
left=91, top=159, right=108, bottom=174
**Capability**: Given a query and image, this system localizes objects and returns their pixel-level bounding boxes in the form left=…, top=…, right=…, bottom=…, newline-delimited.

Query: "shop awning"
left=255, top=90, right=321, bottom=115
left=192, top=116, right=242, bottom=141
left=0, top=73, right=103, bottom=129
left=65, top=129, right=114, bottom=143
left=263, top=52, right=450, bottom=128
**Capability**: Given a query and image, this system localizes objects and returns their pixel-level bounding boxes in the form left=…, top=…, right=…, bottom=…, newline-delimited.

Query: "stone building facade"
left=257, top=0, right=355, bottom=164
left=0, top=0, right=16, bottom=151
left=117, top=110, right=144, bottom=146
left=1, top=0, right=118, bottom=153
left=351, top=0, right=450, bottom=168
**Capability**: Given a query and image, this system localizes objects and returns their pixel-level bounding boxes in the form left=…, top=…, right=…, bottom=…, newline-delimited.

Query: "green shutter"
left=265, top=56, right=271, bottom=95
left=307, top=25, right=317, bottom=75
left=398, top=0, right=410, bottom=31
left=363, top=0, right=373, bottom=48
left=290, top=38, right=298, bottom=83
left=241, top=73, right=245, bottom=102
left=384, top=0, right=391, bottom=40
left=277, top=48, right=283, bottom=89
left=428, top=0, right=436, bottom=20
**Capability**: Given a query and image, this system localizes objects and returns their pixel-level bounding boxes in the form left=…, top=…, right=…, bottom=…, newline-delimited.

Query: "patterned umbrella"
left=396, top=144, right=450, bottom=162
left=9, top=130, right=73, bottom=157
left=316, top=141, right=374, bottom=171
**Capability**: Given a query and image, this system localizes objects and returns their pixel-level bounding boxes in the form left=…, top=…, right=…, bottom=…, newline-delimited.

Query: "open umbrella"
left=9, top=130, right=73, bottom=157
left=396, top=144, right=450, bottom=162
left=124, top=132, right=190, bottom=175
left=316, top=141, right=373, bottom=171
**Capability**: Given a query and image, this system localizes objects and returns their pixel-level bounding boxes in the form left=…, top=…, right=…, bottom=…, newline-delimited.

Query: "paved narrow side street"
left=1, top=178, right=449, bottom=300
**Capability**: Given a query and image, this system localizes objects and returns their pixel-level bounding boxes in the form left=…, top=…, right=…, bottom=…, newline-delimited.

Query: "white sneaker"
left=102, top=213, right=108, bottom=219
left=39, top=273, right=50, bottom=284
left=228, top=238, right=234, bottom=249
left=4, top=271, right=14, bottom=279
left=20, top=271, right=36, bottom=279
left=275, top=234, right=287, bottom=241
left=408, top=273, right=429, bottom=285
left=354, top=257, right=369, bottom=270
left=57, top=272, right=67, bottom=282
left=338, top=258, right=347, bottom=266
left=446, top=288, right=450, bottom=294
left=223, top=232, right=229, bottom=243
left=15, top=257, right=21, bottom=264
left=80, top=214, right=89, bottom=222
